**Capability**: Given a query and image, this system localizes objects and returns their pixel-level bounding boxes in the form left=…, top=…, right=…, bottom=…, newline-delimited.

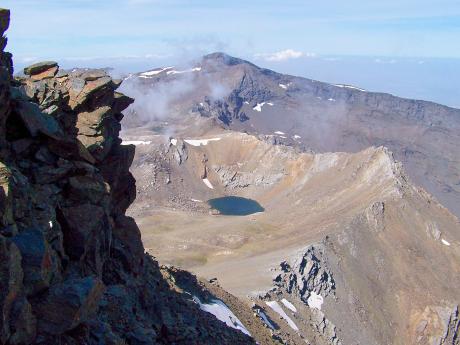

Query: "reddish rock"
left=23, top=61, right=58, bottom=76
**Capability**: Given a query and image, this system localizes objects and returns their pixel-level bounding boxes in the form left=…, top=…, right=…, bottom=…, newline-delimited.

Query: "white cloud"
left=255, top=49, right=315, bottom=62
left=374, top=58, right=397, bottom=64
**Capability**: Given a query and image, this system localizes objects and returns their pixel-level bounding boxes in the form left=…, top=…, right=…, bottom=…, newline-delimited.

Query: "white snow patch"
left=293, top=135, right=301, bottom=139
left=170, top=138, right=177, bottom=146
left=191, top=198, right=203, bottom=203
left=274, top=131, right=285, bottom=135
left=193, top=297, right=251, bottom=336
left=140, top=67, right=173, bottom=77
left=335, top=84, right=366, bottom=92
left=202, top=178, right=214, bottom=189
left=441, top=239, right=451, bottom=246
left=279, top=83, right=288, bottom=89
left=265, top=301, right=299, bottom=331
left=328, top=98, right=336, bottom=102
left=253, top=102, right=272, bottom=112
left=281, top=298, right=297, bottom=313
left=307, top=291, right=323, bottom=310
left=266, top=102, right=274, bottom=106
left=184, top=138, right=221, bottom=146
left=49, top=221, right=53, bottom=228
left=253, top=102, right=265, bottom=112
left=166, top=67, right=201, bottom=75
left=244, top=101, right=250, bottom=104
left=121, top=140, right=152, bottom=146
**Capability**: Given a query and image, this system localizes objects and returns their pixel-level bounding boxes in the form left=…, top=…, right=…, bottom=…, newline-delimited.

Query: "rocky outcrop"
left=213, top=165, right=284, bottom=189
left=0, top=9, right=254, bottom=344
left=264, top=244, right=342, bottom=345
left=275, top=245, right=336, bottom=302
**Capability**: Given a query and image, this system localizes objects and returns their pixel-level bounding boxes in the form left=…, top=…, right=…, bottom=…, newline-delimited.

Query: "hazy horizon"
left=3, top=1, right=460, bottom=108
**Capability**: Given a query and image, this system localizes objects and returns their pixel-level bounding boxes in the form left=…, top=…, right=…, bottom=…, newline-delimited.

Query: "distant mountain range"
left=122, top=52, right=460, bottom=219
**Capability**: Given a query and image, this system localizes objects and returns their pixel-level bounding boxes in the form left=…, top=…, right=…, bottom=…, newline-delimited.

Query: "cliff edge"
left=0, top=9, right=254, bottom=345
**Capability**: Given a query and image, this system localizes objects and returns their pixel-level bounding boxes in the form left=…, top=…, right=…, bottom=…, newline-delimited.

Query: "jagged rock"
left=0, top=11, right=255, bottom=344
left=34, top=276, right=105, bottom=335
left=76, top=106, right=112, bottom=136
left=59, top=204, right=108, bottom=261
left=30, top=65, right=59, bottom=81
left=23, top=61, right=58, bottom=76
left=7, top=296, right=36, bottom=345
left=0, top=9, right=10, bottom=36
left=0, top=236, right=24, bottom=343
left=14, top=99, right=64, bottom=139
left=286, top=245, right=336, bottom=299
left=68, top=175, right=110, bottom=205
left=213, top=165, right=284, bottom=189
left=0, top=162, right=13, bottom=227
left=112, top=92, right=134, bottom=114
left=12, top=228, right=53, bottom=295
left=111, top=215, right=144, bottom=274
left=311, top=309, right=341, bottom=345
left=365, top=201, right=385, bottom=232
left=172, top=139, right=188, bottom=165
left=47, top=137, right=96, bottom=164
left=68, top=75, right=113, bottom=110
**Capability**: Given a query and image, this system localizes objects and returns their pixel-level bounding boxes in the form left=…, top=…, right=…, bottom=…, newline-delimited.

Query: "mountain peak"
left=202, top=52, right=255, bottom=67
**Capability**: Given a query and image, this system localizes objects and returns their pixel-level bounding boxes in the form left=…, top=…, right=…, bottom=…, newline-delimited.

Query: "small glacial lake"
left=208, top=196, right=264, bottom=216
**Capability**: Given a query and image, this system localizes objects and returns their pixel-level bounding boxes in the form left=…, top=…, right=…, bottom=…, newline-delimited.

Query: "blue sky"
left=2, top=0, right=460, bottom=107
left=3, top=0, right=460, bottom=62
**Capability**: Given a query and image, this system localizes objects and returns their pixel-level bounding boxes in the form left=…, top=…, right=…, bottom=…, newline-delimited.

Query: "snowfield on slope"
left=193, top=297, right=251, bottom=336
left=167, top=67, right=202, bottom=75
left=184, top=138, right=221, bottom=146
left=335, top=84, right=366, bottom=92
left=203, top=178, right=214, bottom=189
left=253, top=102, right=274, bottom=112
left=307, top=291, right=324, bottom=310
left=121, top=140, right=152, bottom=146
left=281, top=298, right=297, bottom=313
left=139, top=67, right=173, bottom=78
left=265, top=301, right=299, bottom=331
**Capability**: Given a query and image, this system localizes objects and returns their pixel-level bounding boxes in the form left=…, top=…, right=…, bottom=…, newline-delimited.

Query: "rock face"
left=0, top=9, right=254, bottom=344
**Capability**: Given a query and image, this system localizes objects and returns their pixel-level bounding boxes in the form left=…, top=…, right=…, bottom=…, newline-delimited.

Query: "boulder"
left=112, top=215, right=145, bottom=274
left=47, top=137, right=96, bottom=164
left=35, top=276, right=105, bottom=335
left=0, top=236, right=24, bottom=344
left=76, top=106, right=112, bottom=136
left=79, top=69, right=107, bottom=81
left=112, top=92, right=134, bottom=114
left=59, top=203, right=106, bottom=260
left=12, top=228, right=53, bottom=295
left=68, top=175, right=110, bottom=205
left=14, top=99, right=64, bottom=140
left=7, top=296, right=37, bottom=345
left=68, top=76, right=113, bottom=110
left=23, top=61, right=58, bottom=76
left=30, top=65, right=58, bottom=81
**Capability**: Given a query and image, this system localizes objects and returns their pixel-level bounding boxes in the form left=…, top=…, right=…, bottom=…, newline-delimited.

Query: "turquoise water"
left=208, top=196, right=264, bottom=216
